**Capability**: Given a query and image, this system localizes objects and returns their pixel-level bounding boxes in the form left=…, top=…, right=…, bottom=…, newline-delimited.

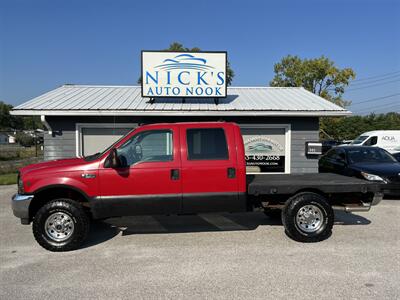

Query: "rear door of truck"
left=179, top=123, right=245, bottom=213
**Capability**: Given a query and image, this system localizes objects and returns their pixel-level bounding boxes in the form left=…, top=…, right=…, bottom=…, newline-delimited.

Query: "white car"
left=350, top=130, right=400, bottom=154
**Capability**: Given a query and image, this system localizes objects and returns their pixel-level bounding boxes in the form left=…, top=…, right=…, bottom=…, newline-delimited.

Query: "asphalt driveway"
left=0, top=184, right=399, bottom=299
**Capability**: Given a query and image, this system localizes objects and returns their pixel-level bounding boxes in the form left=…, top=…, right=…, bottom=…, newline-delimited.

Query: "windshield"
left=351, top=135, right=369, bottom=145
left=347, top=148, right=397, bottom=164
left=83, top=128, right=136, bottom=161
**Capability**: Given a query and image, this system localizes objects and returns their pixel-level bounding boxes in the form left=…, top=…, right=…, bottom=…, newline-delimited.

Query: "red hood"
left=19, top=158, right=90, bottom=176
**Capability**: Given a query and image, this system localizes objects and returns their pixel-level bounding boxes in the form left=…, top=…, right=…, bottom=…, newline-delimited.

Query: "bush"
left=15, top=132, right=35, bottom=147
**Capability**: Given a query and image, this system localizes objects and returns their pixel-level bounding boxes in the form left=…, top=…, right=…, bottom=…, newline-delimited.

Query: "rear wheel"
left=282, top=192, right=333, bottom=243
left=32, top=198, right=90, bottom=252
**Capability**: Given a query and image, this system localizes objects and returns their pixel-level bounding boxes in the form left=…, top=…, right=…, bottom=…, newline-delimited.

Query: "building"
left=0, top=132, right=16, bottom=144
left=11, top=84, right=350, bottom=174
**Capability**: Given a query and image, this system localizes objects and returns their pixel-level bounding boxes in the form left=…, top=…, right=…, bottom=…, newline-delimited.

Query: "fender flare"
left=33, top=184, right=91, bottom=202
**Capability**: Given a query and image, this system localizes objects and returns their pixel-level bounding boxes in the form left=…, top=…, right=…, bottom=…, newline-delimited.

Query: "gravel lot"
left=1, top=184, right=399, bottom=299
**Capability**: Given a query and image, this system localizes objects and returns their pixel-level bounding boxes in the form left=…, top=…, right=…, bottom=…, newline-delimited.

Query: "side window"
left=364, top=136, right=378, bottom=146
left=117, top=130, right=173, bottom=166
left=186, top=128, right=229, bottom=160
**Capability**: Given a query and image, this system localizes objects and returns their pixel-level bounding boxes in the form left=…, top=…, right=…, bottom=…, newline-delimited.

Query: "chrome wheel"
left=44, top=212, right=75, bottom=242
left=296, top=205, right=323, bottom=233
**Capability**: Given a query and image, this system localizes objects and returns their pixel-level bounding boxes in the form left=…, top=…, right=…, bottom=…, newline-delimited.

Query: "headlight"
left=361, top=172, right=387, bottom=183
left=17, top=173, right=24, bottom=194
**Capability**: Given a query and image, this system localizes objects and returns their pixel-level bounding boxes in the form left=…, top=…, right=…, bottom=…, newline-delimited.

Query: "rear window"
left=186, top=128, right=229, bottom=160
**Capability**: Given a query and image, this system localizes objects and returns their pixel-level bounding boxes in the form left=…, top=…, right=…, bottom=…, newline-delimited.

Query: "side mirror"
left=105, top=148, right=121, bottom=168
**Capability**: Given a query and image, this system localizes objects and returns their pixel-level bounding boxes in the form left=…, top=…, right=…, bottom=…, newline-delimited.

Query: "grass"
left=0, top=173, right=17, bottom=185
left=0, top=145, right=43, bottom=161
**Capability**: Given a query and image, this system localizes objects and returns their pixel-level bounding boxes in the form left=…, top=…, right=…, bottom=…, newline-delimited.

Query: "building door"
left=77, top=124, right=135, bottom=157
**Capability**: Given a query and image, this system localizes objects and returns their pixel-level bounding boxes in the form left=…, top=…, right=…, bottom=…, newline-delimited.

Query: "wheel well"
left=29, top=187, right=90, bottom=220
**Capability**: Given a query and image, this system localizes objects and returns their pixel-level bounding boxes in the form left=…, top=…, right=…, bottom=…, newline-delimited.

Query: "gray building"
left=11, top=85, right=350, bottom=174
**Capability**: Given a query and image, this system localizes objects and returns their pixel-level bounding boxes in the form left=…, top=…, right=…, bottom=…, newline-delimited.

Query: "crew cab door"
left=97, top=125, right=182, bottom=217
left=179, top=124, right=244, bottom=213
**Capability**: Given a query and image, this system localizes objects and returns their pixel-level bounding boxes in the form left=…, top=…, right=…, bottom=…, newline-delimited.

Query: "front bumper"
left=11, top=194, right=34, bottom=224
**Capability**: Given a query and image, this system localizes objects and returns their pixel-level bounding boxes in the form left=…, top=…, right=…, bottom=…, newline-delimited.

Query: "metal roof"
left=11, top=85, right=351, bottom=117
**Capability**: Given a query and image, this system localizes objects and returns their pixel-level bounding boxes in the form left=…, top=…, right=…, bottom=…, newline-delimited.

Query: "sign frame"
left=141, top=50, right=228, bottom=98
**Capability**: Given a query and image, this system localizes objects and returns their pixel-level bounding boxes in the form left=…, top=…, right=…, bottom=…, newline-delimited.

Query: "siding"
left=44, top=116, right=319, bottom=173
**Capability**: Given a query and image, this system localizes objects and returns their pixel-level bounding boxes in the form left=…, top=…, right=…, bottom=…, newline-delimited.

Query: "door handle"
left=171, top=169, right=180, bottom=180
left=227, top=167, right=236, bottom=179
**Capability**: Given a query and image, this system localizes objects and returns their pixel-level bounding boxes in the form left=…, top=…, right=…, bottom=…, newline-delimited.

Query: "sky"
left=0, top=0, right=399, bottom=115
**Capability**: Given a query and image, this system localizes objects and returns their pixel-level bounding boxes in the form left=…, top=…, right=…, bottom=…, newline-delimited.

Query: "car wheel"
left=282, top=192, right=333, bottom=243
left=32, top=198, right=90, bottom=252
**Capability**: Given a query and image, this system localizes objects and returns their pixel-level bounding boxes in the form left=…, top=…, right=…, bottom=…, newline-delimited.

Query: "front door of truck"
left=97, top=126, right=182, bottom=218
left=179, top=124, right=243, bottom=213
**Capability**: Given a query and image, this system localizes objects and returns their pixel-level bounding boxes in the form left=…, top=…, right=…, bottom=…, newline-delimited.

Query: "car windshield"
left=347, top=148, right=397, bottom=164
left=351, top=135, right=369, bottom=145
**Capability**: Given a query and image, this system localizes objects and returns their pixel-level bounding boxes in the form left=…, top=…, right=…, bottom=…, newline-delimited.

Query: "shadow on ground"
left=81, top=211, right=371, bottom=248
left=333, top=210, right=371, bottom=225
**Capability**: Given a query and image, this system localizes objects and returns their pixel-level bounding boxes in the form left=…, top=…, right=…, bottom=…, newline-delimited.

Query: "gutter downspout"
left=40, top=115, right=52, bottom=135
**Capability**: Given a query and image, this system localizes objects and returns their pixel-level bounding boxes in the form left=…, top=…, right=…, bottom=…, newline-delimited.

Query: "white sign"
left=141, top=51, right=227, bottom=98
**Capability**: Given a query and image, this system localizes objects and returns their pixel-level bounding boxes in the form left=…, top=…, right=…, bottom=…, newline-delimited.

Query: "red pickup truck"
left=12, top=122, right=382, bottom=251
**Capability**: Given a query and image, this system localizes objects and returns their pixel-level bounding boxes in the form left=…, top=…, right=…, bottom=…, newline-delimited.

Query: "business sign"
left=242, top=129, right=286, bottom=173
left=141, top=51, right=227, bottom=98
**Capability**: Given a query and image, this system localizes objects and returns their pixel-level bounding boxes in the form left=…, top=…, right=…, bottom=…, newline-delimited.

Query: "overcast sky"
left=0, top=0, right=399, bottom=115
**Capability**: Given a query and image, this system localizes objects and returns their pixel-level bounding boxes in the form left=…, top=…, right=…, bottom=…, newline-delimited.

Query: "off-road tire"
left=282, top=192, right=333, bottom=243
left=32, top=198, right=90, bottom=252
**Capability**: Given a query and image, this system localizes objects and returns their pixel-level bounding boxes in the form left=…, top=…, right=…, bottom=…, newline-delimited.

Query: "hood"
left=350, top=162, right=400, bottom=177
left=19, top=158, right=89, bottom=177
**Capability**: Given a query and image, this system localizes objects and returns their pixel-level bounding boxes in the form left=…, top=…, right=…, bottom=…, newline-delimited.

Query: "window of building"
left=241, top=126, right=290, bottom=173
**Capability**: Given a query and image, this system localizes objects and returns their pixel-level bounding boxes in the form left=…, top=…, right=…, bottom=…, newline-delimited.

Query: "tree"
left=0, top=101, right=43, bottom=130
left=0, top=101, right=24, bottom=129
left=138, top=42, right=235, bottom=86
left=320, top=112, right=400, bottom=140
left=270, top=55, right=355, bottom=107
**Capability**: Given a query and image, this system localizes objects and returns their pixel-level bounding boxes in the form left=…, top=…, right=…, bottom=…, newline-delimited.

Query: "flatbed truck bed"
left=247, top=173, right=381, bottom=195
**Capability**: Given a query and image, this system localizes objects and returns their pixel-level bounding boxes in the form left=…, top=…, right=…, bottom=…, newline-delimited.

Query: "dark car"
left=321, top=140, right=341, bottom=154
left=393, top=152, right=400, bottom=162
left=319, top=146, right=400, bottom=196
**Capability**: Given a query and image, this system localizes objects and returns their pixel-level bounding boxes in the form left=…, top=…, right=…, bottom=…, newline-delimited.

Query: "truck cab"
left=93, top=122, right=247, bottom=217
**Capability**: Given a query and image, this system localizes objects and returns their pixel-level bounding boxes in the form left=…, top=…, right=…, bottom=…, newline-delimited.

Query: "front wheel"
left=32, top=198, right=90, bottom=252
left=282, top=192, right=333, bottom=243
